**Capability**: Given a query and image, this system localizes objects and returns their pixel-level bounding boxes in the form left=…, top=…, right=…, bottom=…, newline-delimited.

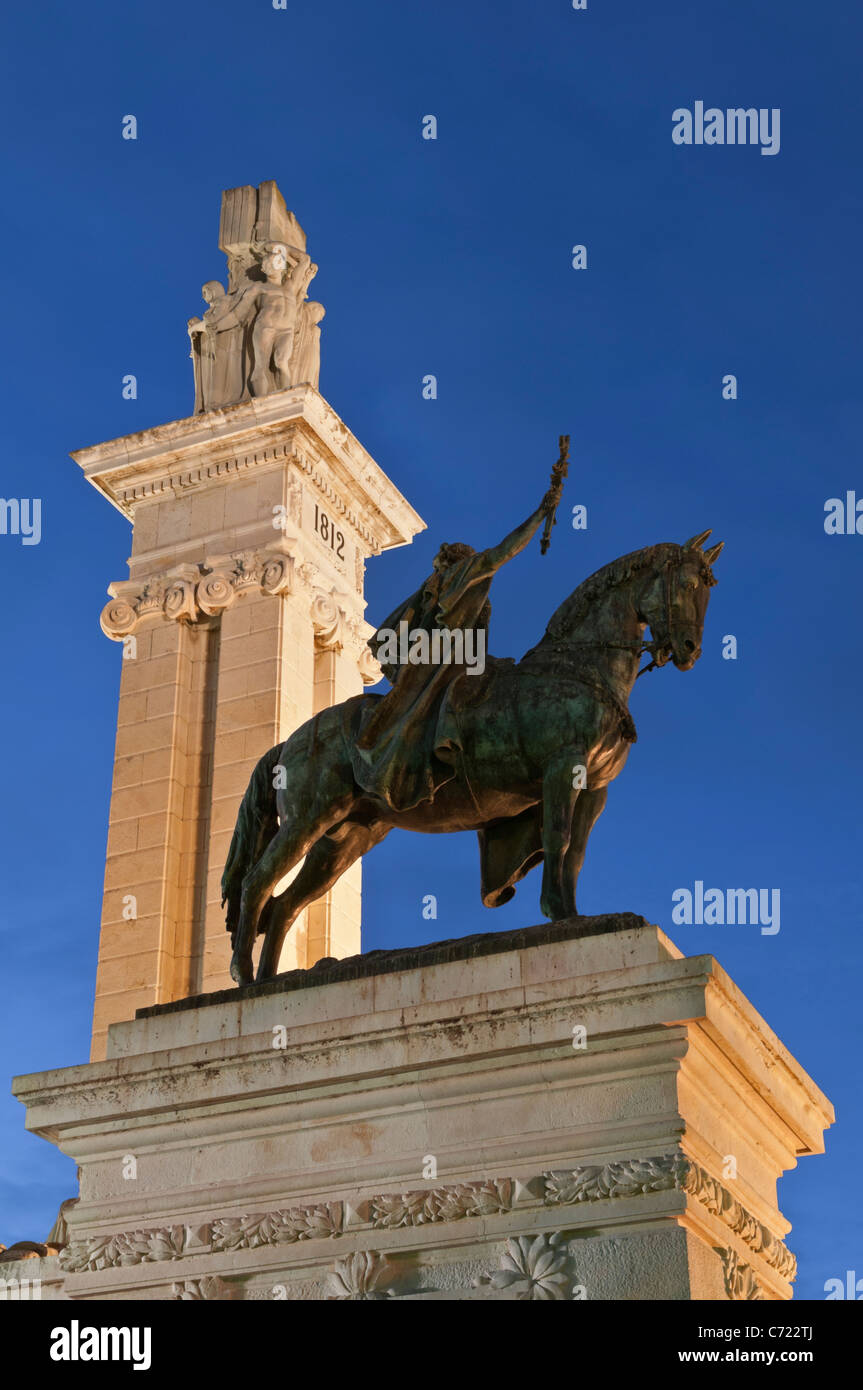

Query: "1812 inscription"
left=314, top=503, right=346, bottom=561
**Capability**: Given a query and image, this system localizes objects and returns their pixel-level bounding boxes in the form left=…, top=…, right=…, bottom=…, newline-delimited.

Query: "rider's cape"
left=351, top=551, right=493, bottom=813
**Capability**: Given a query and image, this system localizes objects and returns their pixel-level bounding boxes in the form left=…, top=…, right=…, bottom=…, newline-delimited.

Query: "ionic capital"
left=99, top=544, right=296, bottom=640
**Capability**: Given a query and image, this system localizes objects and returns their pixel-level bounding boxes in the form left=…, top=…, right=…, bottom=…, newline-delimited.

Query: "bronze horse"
left=223, top=530, right=723, bottom=984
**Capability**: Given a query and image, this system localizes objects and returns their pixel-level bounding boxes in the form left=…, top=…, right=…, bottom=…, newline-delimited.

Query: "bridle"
left=556, top=557, right=680, bottom=680
left=533, top=556, right=683, bottom=742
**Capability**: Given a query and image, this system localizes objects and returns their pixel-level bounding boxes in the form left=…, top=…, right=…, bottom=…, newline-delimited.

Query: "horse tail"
left=221, top=743, right=284, bottom=936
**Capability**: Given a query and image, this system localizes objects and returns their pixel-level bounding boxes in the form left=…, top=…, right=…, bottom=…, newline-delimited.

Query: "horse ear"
left=684, top=529, right=712, bottom=550
left=703, top=541, right=724, bottom=565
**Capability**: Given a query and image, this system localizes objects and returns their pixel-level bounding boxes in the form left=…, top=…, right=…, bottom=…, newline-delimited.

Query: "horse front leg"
left=539, top=752, right=584, bottom=920
left=561, top=785, right=608, bottom=913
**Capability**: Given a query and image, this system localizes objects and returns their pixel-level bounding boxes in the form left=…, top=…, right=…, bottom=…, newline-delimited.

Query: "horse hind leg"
left=230, top=816, right=327, bottom=984
left=230, top=766, right=359, bottom=986
left=256, top=819, right=390, bottom=982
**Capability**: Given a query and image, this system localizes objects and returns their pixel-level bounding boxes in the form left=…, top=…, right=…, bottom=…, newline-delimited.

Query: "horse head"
left=638, top=530, right=724, bottom=671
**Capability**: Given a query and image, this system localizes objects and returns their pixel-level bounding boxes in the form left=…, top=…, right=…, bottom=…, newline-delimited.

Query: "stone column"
left=196, top=560, right=319, bottom=995
left=92, top=613, right=218, bottom=1050
left=74, top=386, right=424, bottom=1059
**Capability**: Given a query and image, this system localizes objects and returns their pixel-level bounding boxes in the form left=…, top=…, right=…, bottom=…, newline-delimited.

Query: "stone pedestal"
left=11, top=919, right=833, bottom=1301
left=73, top=385, right=423, bottom=1060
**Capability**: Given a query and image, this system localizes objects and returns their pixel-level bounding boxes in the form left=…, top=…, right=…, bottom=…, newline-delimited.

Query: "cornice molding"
left=71, top=385, right=425, bottom=552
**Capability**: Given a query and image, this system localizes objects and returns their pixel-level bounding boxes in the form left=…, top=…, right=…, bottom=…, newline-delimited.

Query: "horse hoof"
left=230, top=952, right=253, bottom=986
left=540, top=896, right=572, bottom=923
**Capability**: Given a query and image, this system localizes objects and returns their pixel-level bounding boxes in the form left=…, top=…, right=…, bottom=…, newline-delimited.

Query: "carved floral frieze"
left=211, top=1203, right=343, bottom=1252
left=370, top=1179, right=512, bottom=1229
left=58, top=1155, right=794, bottom=1291
left=542, top=1155, right=796, bottom=1283
left=62, top=1223, right=200, bottom=1273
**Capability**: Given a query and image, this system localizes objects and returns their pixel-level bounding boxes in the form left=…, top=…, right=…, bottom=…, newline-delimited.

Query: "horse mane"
left=529, top=542, right=682, bottom=648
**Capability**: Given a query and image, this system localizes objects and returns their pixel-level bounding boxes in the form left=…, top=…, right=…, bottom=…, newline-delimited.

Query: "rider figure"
left=353, top=481, right=562, bottom=812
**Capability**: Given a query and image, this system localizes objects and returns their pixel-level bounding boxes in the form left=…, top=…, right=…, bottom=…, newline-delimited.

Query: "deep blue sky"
left=1, top=0, right=860, bottom=1299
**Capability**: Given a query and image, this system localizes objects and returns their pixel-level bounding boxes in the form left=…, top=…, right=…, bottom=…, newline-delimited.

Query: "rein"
left=562, top=637, right=662, bottom=679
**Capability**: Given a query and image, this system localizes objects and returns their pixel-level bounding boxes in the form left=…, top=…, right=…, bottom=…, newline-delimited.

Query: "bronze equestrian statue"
left=223, top=465, right=723, bottom=985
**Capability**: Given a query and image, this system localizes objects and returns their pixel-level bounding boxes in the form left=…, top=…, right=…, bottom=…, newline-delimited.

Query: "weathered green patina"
left=222, top=471, right=722, bottom=985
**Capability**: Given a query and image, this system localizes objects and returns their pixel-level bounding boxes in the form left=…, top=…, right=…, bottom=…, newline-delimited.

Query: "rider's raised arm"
left=468, top=497, right=551, bottom=582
